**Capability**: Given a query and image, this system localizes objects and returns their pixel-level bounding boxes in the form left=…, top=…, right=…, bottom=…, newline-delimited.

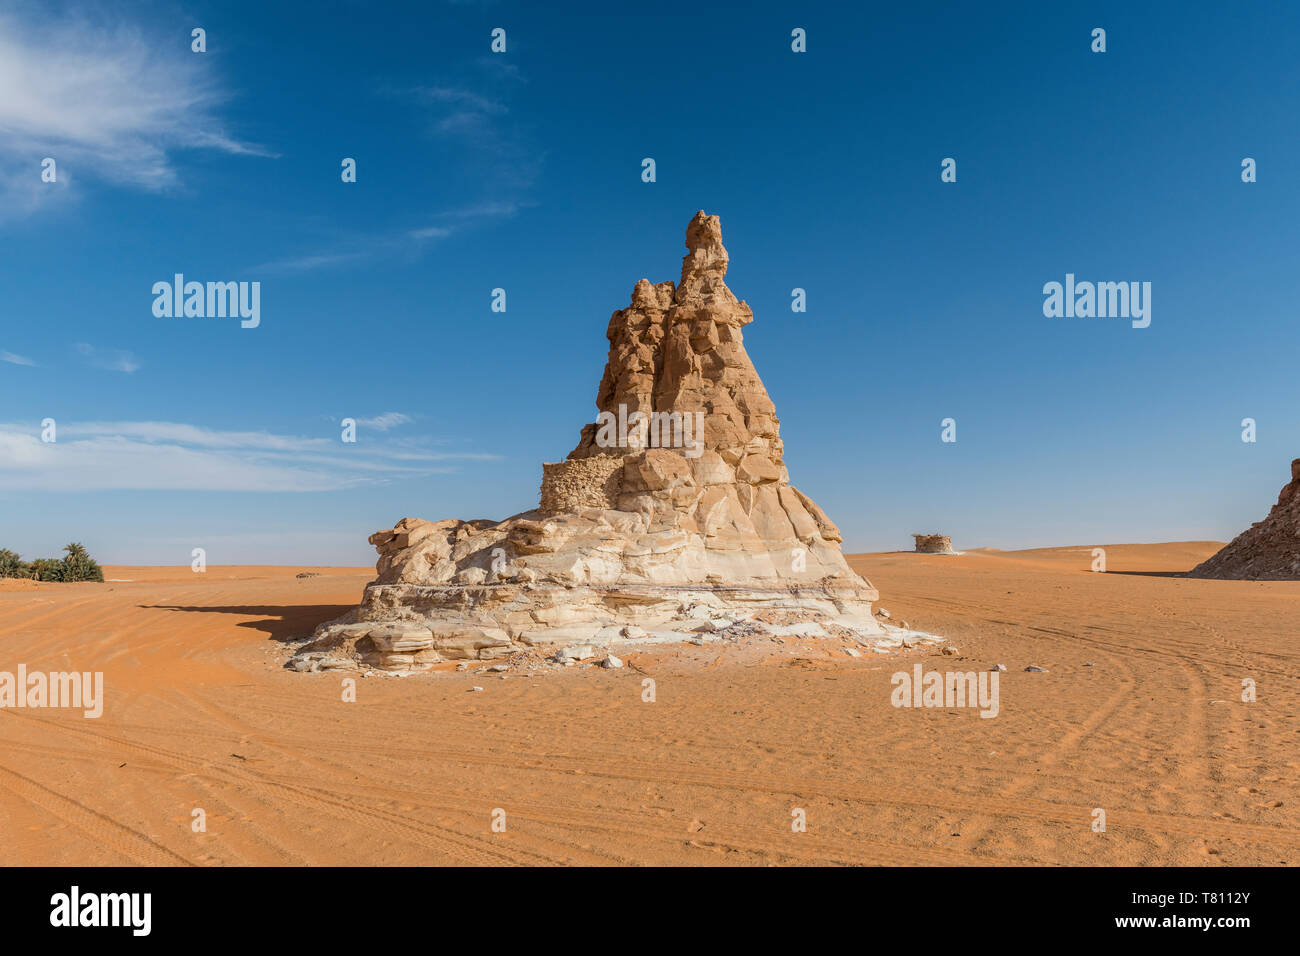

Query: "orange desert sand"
left=1, top=542, right=1297, bottom=866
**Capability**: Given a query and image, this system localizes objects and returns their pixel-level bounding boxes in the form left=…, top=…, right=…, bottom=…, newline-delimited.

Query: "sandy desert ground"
left=0, top=542, right=1296, bottom=866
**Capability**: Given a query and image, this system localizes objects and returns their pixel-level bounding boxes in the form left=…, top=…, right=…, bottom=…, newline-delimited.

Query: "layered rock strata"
left=297, top=212, right=889, bottom=672
left=913, top=534, right=956, bottom=554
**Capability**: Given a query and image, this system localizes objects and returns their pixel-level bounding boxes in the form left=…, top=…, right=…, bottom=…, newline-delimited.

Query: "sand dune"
left=1, top=543, right=1296, bottom=866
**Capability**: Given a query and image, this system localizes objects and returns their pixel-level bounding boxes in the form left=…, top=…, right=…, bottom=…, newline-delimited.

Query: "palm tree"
left=29, top=558, right=63, bottom=582
left=60, top=542, right=103, bottom=582
left=0, top=549, right=27, bottom=578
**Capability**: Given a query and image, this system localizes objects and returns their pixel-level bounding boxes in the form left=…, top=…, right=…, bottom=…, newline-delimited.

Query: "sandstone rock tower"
left=912, top=534, right=955, bottom=554
left=301, top=212, right=886, bottom=672
left=1190, top=459, right=1300, bottom=579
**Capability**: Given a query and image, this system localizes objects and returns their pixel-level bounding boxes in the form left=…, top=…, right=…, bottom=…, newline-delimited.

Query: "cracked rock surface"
left=295, top=212, right=886, bottom=673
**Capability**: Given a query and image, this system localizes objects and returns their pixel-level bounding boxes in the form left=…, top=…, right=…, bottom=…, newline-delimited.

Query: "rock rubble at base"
left=285, top=608, right=949, bottom=676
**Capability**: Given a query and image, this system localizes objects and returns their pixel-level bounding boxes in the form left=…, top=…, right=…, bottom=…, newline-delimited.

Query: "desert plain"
left=0, top=540, right=1296, bottom=867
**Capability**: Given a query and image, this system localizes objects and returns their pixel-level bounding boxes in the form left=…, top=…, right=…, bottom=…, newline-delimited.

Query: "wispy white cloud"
left=0, top=420, right=501, bottom=492
left=412, top=86, right=507, bottom=115
left=0, top=7, right=270, bottom=220
left=249, top=250, right=370, bottom=275
left=405, top=198, right=528, bottom=239
left=256, top=61, right=538, bottom=276
left=408, top=226, right=453, bottom=241
left=407, top=62, right=538, bottom=193
left=439, top=200, right=522, bottom=220
left=74, top=343, right=141, bottom=373
left=1, top=351, right=36, bottom=366
left=354, top=412, right=412, bottom=431
left=65, top=421, right=333, bottom=451
left=250, top=199, right=522, bottom=274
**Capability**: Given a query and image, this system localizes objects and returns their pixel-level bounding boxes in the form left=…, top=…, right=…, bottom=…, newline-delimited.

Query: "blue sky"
left=2, top=0, right=1298, bottom=565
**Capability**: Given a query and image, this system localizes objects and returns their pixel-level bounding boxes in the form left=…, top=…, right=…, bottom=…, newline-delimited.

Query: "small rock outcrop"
left=297, top=212, right=888, bottom=673
left=912, top=534, right=955, bottom=554
left=1190, top=459, right=1300, bottom=579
